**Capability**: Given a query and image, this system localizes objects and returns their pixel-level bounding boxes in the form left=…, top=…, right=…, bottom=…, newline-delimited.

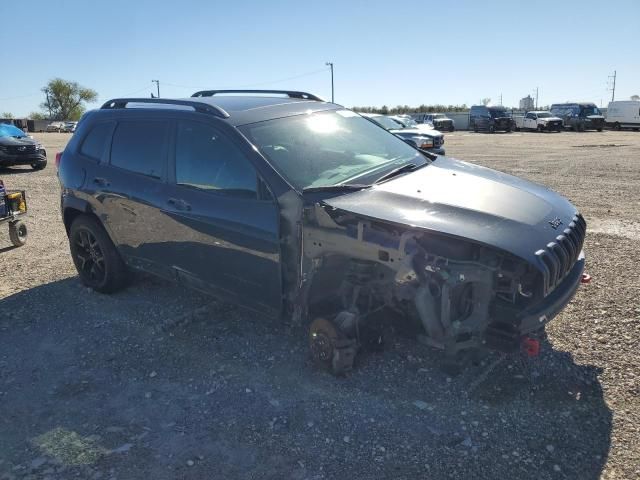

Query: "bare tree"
left=481, top=98, right=491, bottom=106
left=631, top=95, right=640, bottom=101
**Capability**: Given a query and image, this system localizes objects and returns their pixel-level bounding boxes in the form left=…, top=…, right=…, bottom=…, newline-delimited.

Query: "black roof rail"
left=100, top=98, right=230, bottom=118
left=191, top=89, right=324, bottom=102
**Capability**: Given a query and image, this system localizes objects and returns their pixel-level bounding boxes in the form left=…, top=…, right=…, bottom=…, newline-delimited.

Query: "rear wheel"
left=69, top=215, right=128, bottom=293
left=9, top=220, right=27, bottom=247
left=488, top=124, right=495, bottom=133
left=449, top=125, right=455, bottom=132
left=537, top=124, right=544, bottom=133
left=614, top=122, right=621, bottom=131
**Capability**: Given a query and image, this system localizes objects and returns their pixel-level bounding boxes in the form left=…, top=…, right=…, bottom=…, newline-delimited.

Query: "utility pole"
left=152, top=80, right=160, bottom=98
left=534, top=87, right=539, bottom=109
left=608, top=70, right=616, bottom=102
left=499, top=93, right=502, bottom=106
left=325, top=62, right=334, bottom=103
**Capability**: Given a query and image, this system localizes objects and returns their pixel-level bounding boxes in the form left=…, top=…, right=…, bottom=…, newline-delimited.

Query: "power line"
left=161, top=67, right=330, bottom=91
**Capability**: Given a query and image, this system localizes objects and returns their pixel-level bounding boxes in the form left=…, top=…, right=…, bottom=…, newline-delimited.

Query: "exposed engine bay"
left=295, top=203, right=573, bottom=375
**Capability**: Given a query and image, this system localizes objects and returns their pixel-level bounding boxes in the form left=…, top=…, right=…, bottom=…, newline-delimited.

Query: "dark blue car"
left=58, top=91, right=586, bottom=374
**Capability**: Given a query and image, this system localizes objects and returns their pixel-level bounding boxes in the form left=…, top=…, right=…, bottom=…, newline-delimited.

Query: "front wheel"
left=31, top=161, right=47, bottom=171
left=597, top=128, right=603, bottom=132
left=9, top=220, right=27, bottom=247
left=69, top=215, right=128, bottom=293
left=614, top=122, right=621, bottom=131
left=449, top=125, right=455, bottom=132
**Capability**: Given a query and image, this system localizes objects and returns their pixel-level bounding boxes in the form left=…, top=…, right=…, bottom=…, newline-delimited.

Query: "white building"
left=519, top=95, right=535, bottom=111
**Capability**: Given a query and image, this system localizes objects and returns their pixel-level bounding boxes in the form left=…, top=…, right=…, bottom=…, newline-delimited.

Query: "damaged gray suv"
left=58, top=90, right=586, bottom=374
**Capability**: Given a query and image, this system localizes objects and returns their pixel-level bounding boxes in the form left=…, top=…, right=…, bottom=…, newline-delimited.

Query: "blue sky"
left=1, top=0, right=638, bottom=116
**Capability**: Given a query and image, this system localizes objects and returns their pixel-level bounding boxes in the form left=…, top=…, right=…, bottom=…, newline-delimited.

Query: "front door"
left=163, top=118, right=282, bottom=315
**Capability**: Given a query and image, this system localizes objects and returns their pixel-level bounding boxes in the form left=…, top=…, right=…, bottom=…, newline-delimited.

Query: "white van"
left=606, top=101, right=640, bottom=130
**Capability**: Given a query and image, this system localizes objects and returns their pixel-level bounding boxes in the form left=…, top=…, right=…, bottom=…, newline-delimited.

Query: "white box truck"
left=606, top=101, right=640, bottom=130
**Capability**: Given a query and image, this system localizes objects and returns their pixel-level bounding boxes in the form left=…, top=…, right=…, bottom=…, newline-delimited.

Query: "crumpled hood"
left=323, top=156, right=581, bottom=264
left=0, top=135, right=36, bottom=147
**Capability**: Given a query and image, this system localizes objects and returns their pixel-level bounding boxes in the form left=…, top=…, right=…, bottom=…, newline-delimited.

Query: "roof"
left=99, top=92, right=338, bottom=126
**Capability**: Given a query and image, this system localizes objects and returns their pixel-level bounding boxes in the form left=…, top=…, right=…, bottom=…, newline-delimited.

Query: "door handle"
left=167, top=198, right=191, bottom=211
left=93, top=177, right=110, bottom=187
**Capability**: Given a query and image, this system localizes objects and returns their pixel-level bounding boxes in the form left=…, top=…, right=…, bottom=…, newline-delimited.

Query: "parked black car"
left=469, top=105, right=514, bottom=133
left=58, top=90, right=586, bottom=374
left=0, top=124, right=47, bottom=170
left=550, top=103, right=605, bottom=132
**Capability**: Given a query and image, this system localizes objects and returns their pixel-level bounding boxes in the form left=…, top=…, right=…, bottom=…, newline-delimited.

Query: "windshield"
left=489, top=108, right=509, bottom=118
left=369, top=115, right=405, bottom=130
left=537, top=112, right=552, bottom=118
left=240, top=109, right=425, bottom=190
left=581, top=106, right=601, bottom=116
left=393, top=117, right=418, bottom=127
left=0, top=124, right=26, bottom=138
left=432, top=114, right=445, bottom=119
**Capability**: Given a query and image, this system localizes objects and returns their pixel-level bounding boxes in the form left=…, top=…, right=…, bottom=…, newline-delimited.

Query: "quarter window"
left=175, top=120, right=257, bottom=198
left=110, top=121, right=168, bottom=178
left=80, top=122, right=113, bottom=161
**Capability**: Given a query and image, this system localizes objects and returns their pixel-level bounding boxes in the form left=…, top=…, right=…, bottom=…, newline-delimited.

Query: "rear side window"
left=80, top=122, right=113, bottom=160
left=110, top=121, right=168, bottom=178
left=175, top=120, right=257, bottom=198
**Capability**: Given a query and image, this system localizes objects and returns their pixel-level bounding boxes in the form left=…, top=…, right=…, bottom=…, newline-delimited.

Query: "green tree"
left=40, top=78, right=97, bottom=120
left=29, top=112, right=47, bottom=120
left=631, top=95, right=640, bottom=101
left=1, top=112, right=13, bottom=118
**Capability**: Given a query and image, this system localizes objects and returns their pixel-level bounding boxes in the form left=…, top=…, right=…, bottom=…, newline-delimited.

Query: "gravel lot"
left=1, top=130, right=638, bottom=479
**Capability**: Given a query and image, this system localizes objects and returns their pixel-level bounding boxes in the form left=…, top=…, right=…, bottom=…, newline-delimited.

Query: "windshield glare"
left=0, top=124, right=26, bottom=138
left=241, top=110, right=425, bottom=190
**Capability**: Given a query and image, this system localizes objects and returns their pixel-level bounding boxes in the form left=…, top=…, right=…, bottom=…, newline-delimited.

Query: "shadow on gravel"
left=0, top=277, right=612, bottom=480
left=0, top=166, right=34, bottom=175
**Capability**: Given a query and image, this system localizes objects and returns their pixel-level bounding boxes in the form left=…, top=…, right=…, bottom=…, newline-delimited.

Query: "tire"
left=69, top=215, right=128, bottom=293
left=488, top=125, right=495, bottom=133
left=537, top=124, right=544, bottom=133
left=31, top=161, right=47, bottom=171
left=578, top=123, right=585, bottom=132
left=449, top=125, right=455, bottom=132
left=9, top=220, right=27, bottom=247
left=597, top=128, right=603, bottom=132
left=614, top=122, right=621, bottom=131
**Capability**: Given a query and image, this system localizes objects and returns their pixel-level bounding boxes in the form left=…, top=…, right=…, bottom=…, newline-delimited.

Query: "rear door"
left=97, top=118, right=174, bottom=277
left=163, top=118, right=282, bottom=314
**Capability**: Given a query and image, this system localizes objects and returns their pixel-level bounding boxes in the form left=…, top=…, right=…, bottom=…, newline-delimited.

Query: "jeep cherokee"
left=58, top=90, right=586, bottom=374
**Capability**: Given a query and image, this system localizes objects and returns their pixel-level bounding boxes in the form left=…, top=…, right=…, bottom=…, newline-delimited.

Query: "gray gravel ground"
left=0, top=131, right=638, bottom=479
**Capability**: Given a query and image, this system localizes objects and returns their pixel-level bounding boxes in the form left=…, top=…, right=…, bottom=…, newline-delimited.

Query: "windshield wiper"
left=302, top=183, right=370, bottom=193
left=374, top=162, right=425, bottom=184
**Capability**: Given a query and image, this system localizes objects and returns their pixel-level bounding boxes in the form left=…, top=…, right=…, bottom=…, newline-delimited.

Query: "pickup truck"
left=514, top=111, right=563, bottom=132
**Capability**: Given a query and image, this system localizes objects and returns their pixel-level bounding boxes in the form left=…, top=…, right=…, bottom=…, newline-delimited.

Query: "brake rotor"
left=309, top=317, right=356, bottom=376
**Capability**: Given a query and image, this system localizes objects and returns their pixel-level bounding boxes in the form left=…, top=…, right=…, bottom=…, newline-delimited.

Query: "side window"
left=175, top=120, right=257, bottom=198
left=526, top=113, right=535, bottom=120
left=111, top=121, right=168, bottom=178
left=80, top=122, right=113, bottom=161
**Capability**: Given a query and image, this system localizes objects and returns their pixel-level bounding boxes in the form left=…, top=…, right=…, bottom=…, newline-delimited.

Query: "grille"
left=433, top=136, right=443, bottom=147
left=4, top=145, right=37, bottom=155
left=535, top=214, right=586, bottom=296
